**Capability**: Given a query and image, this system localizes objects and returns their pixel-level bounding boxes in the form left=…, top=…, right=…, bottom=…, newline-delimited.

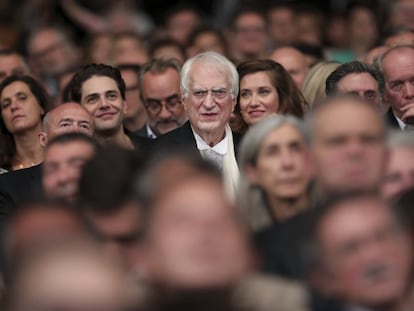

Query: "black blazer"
left=385, top=108, right=401, bottom=129
left=153, top=121, right=243, bottom=161
left=0, top=164, right=43, bottom=228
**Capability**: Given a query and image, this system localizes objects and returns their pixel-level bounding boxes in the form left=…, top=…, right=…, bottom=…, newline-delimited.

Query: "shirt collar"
left=192, top=127, right=228, bottom=155
left=146, top=123, right=157, bottom=139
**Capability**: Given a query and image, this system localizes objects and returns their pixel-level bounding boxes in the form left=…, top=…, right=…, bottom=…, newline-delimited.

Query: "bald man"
left=39, top=102, right=94, bottom=147
left=270, top=47, right=309, bottom=88
left=0, top=102, right=94, bottom=217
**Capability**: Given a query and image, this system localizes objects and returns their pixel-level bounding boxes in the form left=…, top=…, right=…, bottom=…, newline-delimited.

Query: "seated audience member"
left=229, top=7, right=268, bottom=61
left=325, top=61, right=384, bottom=109
left=301, top=61, right=340, bottom=108
left=186, top=25, right=228, bottom=58
left=138, top=59, right=187, bottom=138
left=148, top=38, right=185, bottom=64
left=307, top=95, right=388, bottom=199
left=388, top=0, right=414, bottom=32
left=346, top=1, right=380, bottom=60
left=238, top=115, right=312, bottom=231
left=381, top=130, right=414, bottom=202
left=68, top=63, right=149, bottom=151
left=83, top=32, right=114, bottom=65
left=364, top=45, right=389, bottom=64
left=266, top=3, right=297, bottom=48
left=138, top=167, right=310, bottom=311
left=302, top=192, right=413, bottom=311
left=0, top=75, right=50, bottom=172
left=233, top=59, right=306, bottom=134
left=383, top=26, right=414, bottom=47
left=42, top=133, right=99, bottom=204
left=0, top=49, right=30, bottom=83
left=295, top=4, right=325, bottom=47
left=154, top=52, right=241, bottom=199
left=26, top=26, right=81, bottom=96
left=117, top=64, right=147, bottom=133
left=1, top=201, right=85, bottom=272
left=39, top=102, right=94, bottom=146
left=112, top=32, right=149, bottom=66
left=0, top=103, right=94, bottom=223
left=6, top=239, right=137, bottom=311
left=270, top=47, right=309, bottom=88
left=164, top=4, right=202, bottom=46
left=78, top=146, right=144, bottom=270
left=379, top=45, right=414, bottom=130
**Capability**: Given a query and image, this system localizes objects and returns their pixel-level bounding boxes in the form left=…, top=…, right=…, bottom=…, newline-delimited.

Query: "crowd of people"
left=0, top=0, right=414, bottom=310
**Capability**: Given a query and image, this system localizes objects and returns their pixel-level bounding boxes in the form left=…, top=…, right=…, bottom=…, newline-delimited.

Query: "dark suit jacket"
left=136, top=125, right=150, bottom=138
left=0, top=164, right=43, bottom=228
left=385, top=108, right=401, bottom=129
left=153, top=121, right=243, bottom=161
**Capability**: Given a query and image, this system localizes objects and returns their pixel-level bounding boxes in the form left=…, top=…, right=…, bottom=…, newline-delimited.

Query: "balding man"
left=39, top=102, right=94, bottom=146
left=0, top=102, right=94, bottom=220
left=270, top=47, right=309, bottom=88
left=379, top=45, right=414, bottom=130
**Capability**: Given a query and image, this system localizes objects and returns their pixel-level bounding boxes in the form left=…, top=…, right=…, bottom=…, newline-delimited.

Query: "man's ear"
left=39, top=132, right=48, bottom=148
left=231, top=95, right=236, bottom=113
left=182, top=95, right=188, bottom=111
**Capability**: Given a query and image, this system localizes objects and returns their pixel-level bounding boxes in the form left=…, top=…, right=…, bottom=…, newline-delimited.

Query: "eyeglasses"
left=191, top=88, right=230, bottom=100
left=145, top=94, right=181, bottom=114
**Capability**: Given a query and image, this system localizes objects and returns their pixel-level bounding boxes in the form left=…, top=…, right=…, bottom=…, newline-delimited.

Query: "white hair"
left=180, top=51, right=239, bottom=99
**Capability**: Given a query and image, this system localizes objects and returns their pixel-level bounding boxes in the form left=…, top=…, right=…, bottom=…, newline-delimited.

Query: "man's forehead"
left=82, top=76, right=119, bottom=94
left=51, top=105, right=91, bottom=122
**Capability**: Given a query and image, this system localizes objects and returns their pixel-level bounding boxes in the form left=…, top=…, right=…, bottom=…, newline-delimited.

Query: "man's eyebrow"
left=57, top=118, right=74, bottom=124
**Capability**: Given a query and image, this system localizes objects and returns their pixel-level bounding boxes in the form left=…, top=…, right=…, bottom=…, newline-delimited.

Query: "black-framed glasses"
left=145, top=94, right=181, bottom=114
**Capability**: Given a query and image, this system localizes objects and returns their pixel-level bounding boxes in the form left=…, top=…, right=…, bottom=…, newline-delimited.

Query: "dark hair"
left=46, top=132, right=100, bottom=151
left=67, top=63, right=126, bottom=103
left=325, top=60, right=385, bottom=97
left=78, top=146, right=144, bottom=214
left=0, top=75, right=50, bottom=169
left=187, top=25, right=228, bottom=56
left=163, top=3, right=202, bottom=27
left=234, top=59, right=307, bottom=133
left=117, top=63, right=141, bottom=81
left=230, top=6, right=266, bottom=30
left=148, top=38, right=185, bottom=61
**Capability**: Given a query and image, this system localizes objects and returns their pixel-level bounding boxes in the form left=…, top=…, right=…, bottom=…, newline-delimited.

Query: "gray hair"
left=238, top=115, right=308, bottom=230
left=180, top=51, right=239, bottom=99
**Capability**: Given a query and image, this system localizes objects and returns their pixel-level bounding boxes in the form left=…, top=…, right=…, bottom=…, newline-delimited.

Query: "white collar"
left=192, top=127, right=228, bottom=155
left=146, top=123, right=157, bottom=139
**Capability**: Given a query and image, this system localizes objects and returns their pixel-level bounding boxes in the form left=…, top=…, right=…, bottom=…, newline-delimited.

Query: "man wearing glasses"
left=155, top=52, right=241, bottom=199
left=139, top=59, right=187, bottom=138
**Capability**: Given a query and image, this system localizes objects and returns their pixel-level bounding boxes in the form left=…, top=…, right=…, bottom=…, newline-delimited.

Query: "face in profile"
left=314, top=197, right=412, bottom=309
left=246, top=124, right=311, bottom=201
left=239, top=71, right=279, bottom=125
left=145, top=175, right=251, bottom=289
left=0, top=81, right=45, bottom=135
